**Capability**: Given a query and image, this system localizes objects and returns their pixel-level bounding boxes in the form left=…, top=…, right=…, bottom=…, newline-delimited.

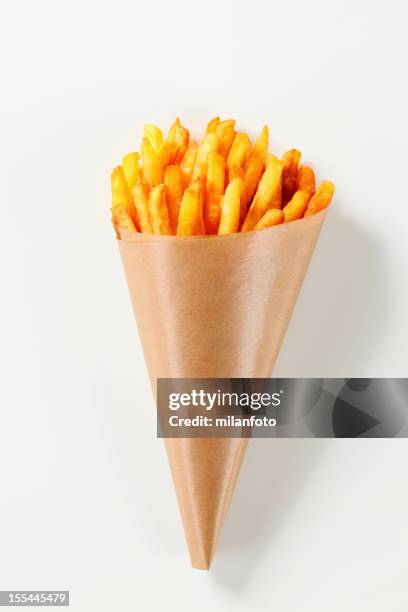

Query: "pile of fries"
left=111, top=118, right=335, bottom=236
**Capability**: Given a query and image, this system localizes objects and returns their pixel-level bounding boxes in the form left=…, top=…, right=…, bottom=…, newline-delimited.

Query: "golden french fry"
left=122, top=152, right=140, bottom=190
left=141, top=137, right=163, bottom=188
left=131, top=183, right=152, bottom=233
left=157, top=118, right=189, bottom=166
left=254, top=208, right=284, bottom=230
left=281, top=149, right=301, bottom=204
left=148, top=184, right=172, bottom=235
left=112, top=205, right=137, bottom=233
left=241, top=156, right=283, bottom=232
left=218, top=178, right=241, bottom=235
left=297, top=165, right=315, bottom=195
left=304, top=181, right=335, bottom=216
left=215, top=119, right=236, bottom=158
left=164, top=165, right=183, bottom=233
left=143, top=124, right=163, bottom=152
left=180, top=141, right=198, bottom=188
left=205, top=153, right=225, bottom=234
left=206, top=116, right=220, bottom=134
left=172, top=122, right=190, bottom=164
left=177, top=176, right=206, bottom=236
left=192, top=133, right=221, bottom=180
left=111, top=166, right=137, bottom=224
left=241, top=125, right=269, bottom=220
left=227, top=132, right=251, bottom=180
left=283, top=190, right=311, bottom=222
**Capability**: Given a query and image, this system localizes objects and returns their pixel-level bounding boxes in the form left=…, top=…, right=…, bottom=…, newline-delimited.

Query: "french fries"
left=141, top=138, right=163, bottom=188
left=281, top=149, right=301, bottom=204
left=227, top=133, right=251, bottom=181
left=241, top=156, right=283, bottom=232
left=111, top=118, right=335, bottom=237
left=144, top=124, right=163, bottom=152
left=254, top=208, right=284, bottom=231
left=218, top=178, right=241, bottom=235
left=149, top=184, right=172, bottom=235
left=131, top=183, right=152, bottom=233
left=206, top=153, right=225, bottom=234
left=111, top=166, right=137, bottom=224
left=165, top=165, right=183, bottom=233
left=177, top=176, right=205, bottom=236
left=283, top=190, right=312, bottom=222
left=304, top=181, right=335, bottom=216
left=112, top=205, right=137, bottom=234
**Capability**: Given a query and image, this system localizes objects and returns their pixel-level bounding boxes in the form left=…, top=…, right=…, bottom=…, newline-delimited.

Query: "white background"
left=1, top=0, right=408, bottom=610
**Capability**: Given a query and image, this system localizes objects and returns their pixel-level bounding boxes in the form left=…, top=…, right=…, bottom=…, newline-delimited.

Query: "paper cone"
left=117, top=209, right=327, bottom=569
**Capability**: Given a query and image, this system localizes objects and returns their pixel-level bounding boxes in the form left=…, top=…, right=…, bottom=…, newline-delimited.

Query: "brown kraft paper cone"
left=116, top=209, right=327, bottom=569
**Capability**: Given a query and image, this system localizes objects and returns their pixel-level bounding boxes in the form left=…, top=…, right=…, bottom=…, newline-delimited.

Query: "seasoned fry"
left=164, top=165, right=183, bottom=233
left=177, top=176, right=206, bottom=236
left=143, top=124, right=163, bottom=152
left=218, top=178, right=241, bottom=235
left=283, top=190, right=311, bottom=222
left=180, top=142, right=198, bottom=188
left=172, top=122, right=190, bottom=164
left=122, top=153, right=140, bottom=190
left=112, top=205, right=137, bottom=233
left=141, top=137, right=163, bottom=188
left=206, top=116, right=220, bottom=134
left=241, top=155, right=283, bottom=232
left=215, top=119, right=236, bottom=158
left=227, top=132, right=251, bottom=180
left=148, top=184, right=172, bottom=235
left=297, top=165, right=315, bottom=195
left=131, top=183, right=152, bottom=233
left=304, top=181, right=335, bottom=216
left=192, top=133, right=221, bottom=180
left=111, top=166, right=137, bottom=224
left=241, top=125, right=269, bottom=219
left=281, top=149, right=301, bottom=204
left=254, top=208, right=284, bottom=230
left=205, top=153, right=225, bottom=234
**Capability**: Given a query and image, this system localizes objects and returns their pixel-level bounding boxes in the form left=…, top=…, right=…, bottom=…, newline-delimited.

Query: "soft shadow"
left=273, top=208, right=388, bottom=376
left=212, top=438, right=324, bottom=589
left=211, top=210, right=386, bottom=589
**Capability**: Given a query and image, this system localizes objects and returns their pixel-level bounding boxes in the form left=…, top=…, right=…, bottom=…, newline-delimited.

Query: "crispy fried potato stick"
left=218, top=178, right=241, bottom=235
left=143, top=124, right=163, bottom=152
left=227, top=132, right=251, bottom=180
left=122, top=153, right=140, bottom=190
left=131, top=183, right=152, bottom=233
left=111, top=166, right=137, bottom=224
left=180, top=142, right=198, bottom=188
left=205, top=153, right=225, bottom=234
left=192, top=133, right=221, bottom=180
left=297, top=165, right=315, bottom=195
left=112, top=205, right=137, bottom=234
left=304, top=181, right=335, bottom=216
left=254, top=208, right=284, bottom=230
left=157, top=118, right=189, bottom=166
left=241, top=156, right=283, bottom=231
left=215, top=119, right=236, bottom=158
left=177, top=176, right=206, bottom=235
left=241, top=125, right=269, bottom=220
left=148, top=184, right=172, bottom=235
left=283, top=190, right=311, bottom=222
left=206, top=116, right=220, bottom=134
left=141, top=137, right=163, bottom=188
left=281, top=149, right=301, bottom=204
left=164, top=165, right=183, bottom=233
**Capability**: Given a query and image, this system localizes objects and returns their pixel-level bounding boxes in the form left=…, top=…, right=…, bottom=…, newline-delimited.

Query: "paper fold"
left=117, top=210, right=326, bottom=569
